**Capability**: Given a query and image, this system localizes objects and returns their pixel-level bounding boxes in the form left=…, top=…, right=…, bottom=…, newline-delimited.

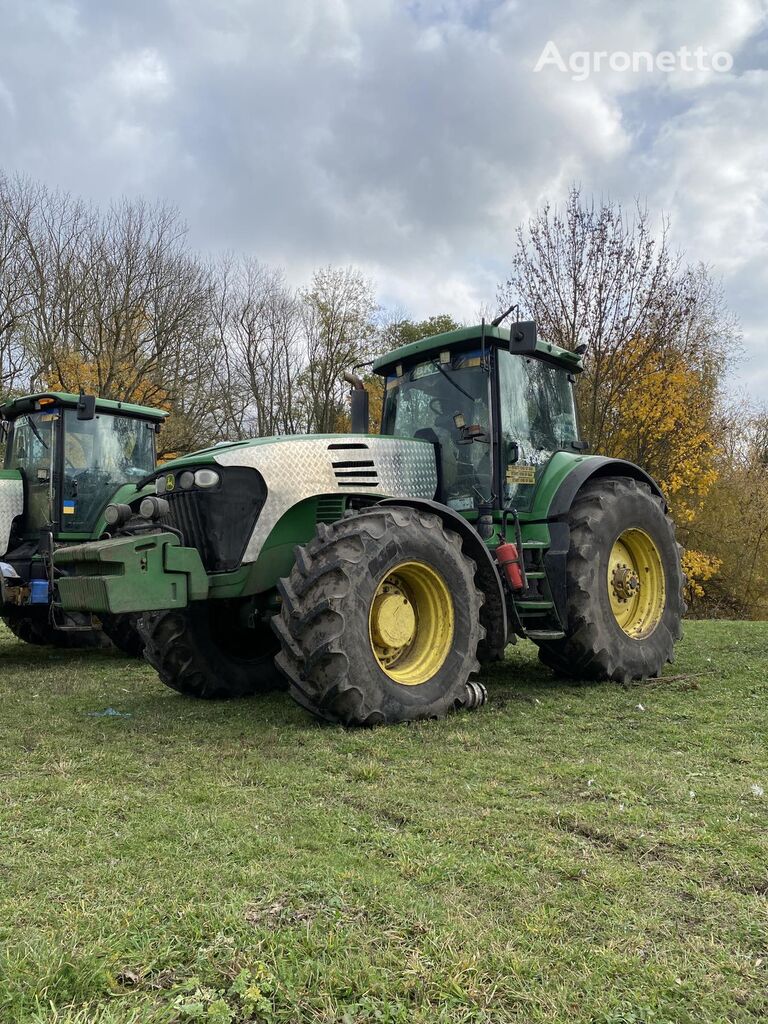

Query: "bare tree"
left=205, top=256, right=303, bottom=440
left=0, top=175, right=43, bottom=399
left=499, top=186, right=736, bottom=451
left=299, top=266, right=377, bottom=433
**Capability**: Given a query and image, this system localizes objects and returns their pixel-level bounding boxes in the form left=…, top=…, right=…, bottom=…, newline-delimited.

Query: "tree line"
left=0, top=173, right=400, bottom=457
left=1, top=172, right=764, bottom=618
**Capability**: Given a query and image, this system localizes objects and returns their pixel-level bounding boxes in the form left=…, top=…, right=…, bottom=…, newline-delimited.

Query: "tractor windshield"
left=61, top=410, right=156, bottom=532
left=382, top=350, right=492, bottom=511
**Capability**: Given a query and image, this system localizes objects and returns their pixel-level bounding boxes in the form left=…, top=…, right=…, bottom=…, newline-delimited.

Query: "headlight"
left=104, top=503, right=132, bottom=527
left=139, top=496, right=170, bottom=520
left=179, top=471, right=195, bottom=490
left=194, top=469, right=220, bottom=488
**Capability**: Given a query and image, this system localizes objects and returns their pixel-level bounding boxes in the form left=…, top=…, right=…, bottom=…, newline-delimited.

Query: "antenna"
left=491, top=302, right=520, bottom=328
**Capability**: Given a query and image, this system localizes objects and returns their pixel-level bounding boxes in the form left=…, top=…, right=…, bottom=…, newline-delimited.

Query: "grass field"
left=0, top=620, right=766, bottom=1024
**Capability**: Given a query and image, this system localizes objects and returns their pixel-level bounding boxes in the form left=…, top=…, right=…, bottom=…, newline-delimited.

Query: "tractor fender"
left=548, top=456, right=666, bottom=519
left=376, top=497, right=508, bottom=658
left=543, top=457, right=667, bottom=627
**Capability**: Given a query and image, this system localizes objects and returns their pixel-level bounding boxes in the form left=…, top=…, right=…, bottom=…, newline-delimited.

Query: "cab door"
left=5, top=411, right=60, bottom=535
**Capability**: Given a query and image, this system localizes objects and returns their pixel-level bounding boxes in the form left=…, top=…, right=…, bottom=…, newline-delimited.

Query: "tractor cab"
left=374, top=321, right=584, bottom=516
left=1, top=391, right=167, bottom=651
left=1, top=392, right=164, bottom=541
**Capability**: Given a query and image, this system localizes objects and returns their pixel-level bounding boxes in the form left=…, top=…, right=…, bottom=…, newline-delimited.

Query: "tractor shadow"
left=1, top=632, right=628, bottom=742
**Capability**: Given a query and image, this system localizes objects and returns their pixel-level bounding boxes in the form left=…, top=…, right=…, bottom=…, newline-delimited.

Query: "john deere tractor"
left=0, top=391, right=167, bottom=652
left=53, top=322, right=684, bottom=724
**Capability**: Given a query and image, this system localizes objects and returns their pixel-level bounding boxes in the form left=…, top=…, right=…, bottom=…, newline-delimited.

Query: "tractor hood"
left=153, top=433, right=389, bottom=469
left=147, top=434, right=439, bottom=569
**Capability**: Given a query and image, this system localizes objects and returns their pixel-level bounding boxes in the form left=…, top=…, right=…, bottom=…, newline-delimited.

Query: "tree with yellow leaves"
left=597, top=340, right=723, bottom=602
left=602, top=340, right=719, bottom=523
left=43, top=350, right=170, bottom=411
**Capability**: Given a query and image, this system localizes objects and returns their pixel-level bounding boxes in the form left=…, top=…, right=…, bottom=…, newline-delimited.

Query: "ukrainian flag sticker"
left=63, top=500, right=76, bottom=516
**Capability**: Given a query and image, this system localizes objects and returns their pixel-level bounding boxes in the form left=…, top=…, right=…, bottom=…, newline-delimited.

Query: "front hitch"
left=54, top=532, right=209, bottom=615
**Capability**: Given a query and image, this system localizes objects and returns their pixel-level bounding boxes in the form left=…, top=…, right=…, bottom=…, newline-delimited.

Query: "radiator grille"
left=316, top=496, right=347, bottom=523
left=158, top=466, right=266, bottom=573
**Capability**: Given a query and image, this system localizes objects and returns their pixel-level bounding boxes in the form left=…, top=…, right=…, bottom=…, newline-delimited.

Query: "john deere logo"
left=166, top=474, right=175, bottom=491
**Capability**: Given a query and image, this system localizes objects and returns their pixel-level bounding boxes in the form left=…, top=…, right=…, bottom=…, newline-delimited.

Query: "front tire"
left=1, top=612, right=111, bottom=649
left=100, top=614, right=145, bottom=658
left=536, top=477, right=684, bottom=683
left=272, top=506, right=485, bottom=726
left=138, top=601, right=284, bottom=698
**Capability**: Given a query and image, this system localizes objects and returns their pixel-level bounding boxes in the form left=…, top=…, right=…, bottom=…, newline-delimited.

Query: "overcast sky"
left=1, top=0, right=766, bottom=393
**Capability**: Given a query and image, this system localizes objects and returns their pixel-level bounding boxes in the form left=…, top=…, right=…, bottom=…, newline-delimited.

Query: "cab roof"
left=372, top=323, right=583, bottom=376
left=0, top=392, right=169, bottom=422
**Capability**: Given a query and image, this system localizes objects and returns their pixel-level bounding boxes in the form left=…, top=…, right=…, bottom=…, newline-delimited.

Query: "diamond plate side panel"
left=213, top=437, right=438, bottom=564
left=0, top=477, right=24, bottom=557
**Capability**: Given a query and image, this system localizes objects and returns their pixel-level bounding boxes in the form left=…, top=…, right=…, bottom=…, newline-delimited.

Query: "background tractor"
left=53, top=321, right=685, bottom=724
left=0, top=391, right=167, bottom=652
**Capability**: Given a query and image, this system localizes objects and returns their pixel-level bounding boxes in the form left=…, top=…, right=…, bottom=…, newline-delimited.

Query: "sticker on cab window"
left=506, top=465, right=537, bottom=485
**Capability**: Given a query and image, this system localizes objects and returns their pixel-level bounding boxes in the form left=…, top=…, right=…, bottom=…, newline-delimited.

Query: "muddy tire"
left=1, top=612, right=110, bottom=649
left=535, top=477, right=685, bottom=683
left=100, top=614, right=145, bottom=658
left=272, top=506, right=485, bottom=726
left=138, top=601, right=284, bottom=699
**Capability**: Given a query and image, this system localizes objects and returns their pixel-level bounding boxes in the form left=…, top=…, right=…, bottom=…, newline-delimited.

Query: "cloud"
left=110, top=49, right=172, bottom=99
left=0, top=0, right=765, bottom=389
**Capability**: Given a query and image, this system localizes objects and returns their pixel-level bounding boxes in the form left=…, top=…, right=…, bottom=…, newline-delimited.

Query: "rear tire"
left=273, top=506, right=485, bottom=726
left=138, top=601, right=284, bottom=699
left=535, top=477, right=684, bottom=683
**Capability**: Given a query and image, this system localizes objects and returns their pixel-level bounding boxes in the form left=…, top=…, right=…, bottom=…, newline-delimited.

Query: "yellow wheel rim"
left=368, top=561, right=454, bottom=685
left=608, top=529, right=666, bottom=639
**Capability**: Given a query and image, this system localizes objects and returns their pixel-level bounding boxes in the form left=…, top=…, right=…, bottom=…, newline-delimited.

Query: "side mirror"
left=77, top=393, right=96, bottom=421
left=509, top=321, right=537, bottom=352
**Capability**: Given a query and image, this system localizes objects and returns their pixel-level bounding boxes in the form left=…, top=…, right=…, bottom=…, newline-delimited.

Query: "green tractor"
left=53, top=322, right=684, bottom=724
left=0, top=391, right=167, bottom=652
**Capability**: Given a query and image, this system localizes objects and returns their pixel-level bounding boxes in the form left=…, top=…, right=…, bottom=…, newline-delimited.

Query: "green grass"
left=0, top=621, right=766, bottom=1024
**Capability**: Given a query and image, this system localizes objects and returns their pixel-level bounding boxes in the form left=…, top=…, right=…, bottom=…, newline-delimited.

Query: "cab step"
left=525, top=629, right=565, bottom=641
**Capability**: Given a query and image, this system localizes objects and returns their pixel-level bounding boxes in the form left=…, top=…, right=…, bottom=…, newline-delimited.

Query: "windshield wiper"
left=25, top=415, right=49, bottom=451
left=429, top=360, right=476, bottom=402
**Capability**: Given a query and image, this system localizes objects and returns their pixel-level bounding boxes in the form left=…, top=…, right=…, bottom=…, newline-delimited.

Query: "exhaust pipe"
left=343, top=371, right=369, bottom=435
